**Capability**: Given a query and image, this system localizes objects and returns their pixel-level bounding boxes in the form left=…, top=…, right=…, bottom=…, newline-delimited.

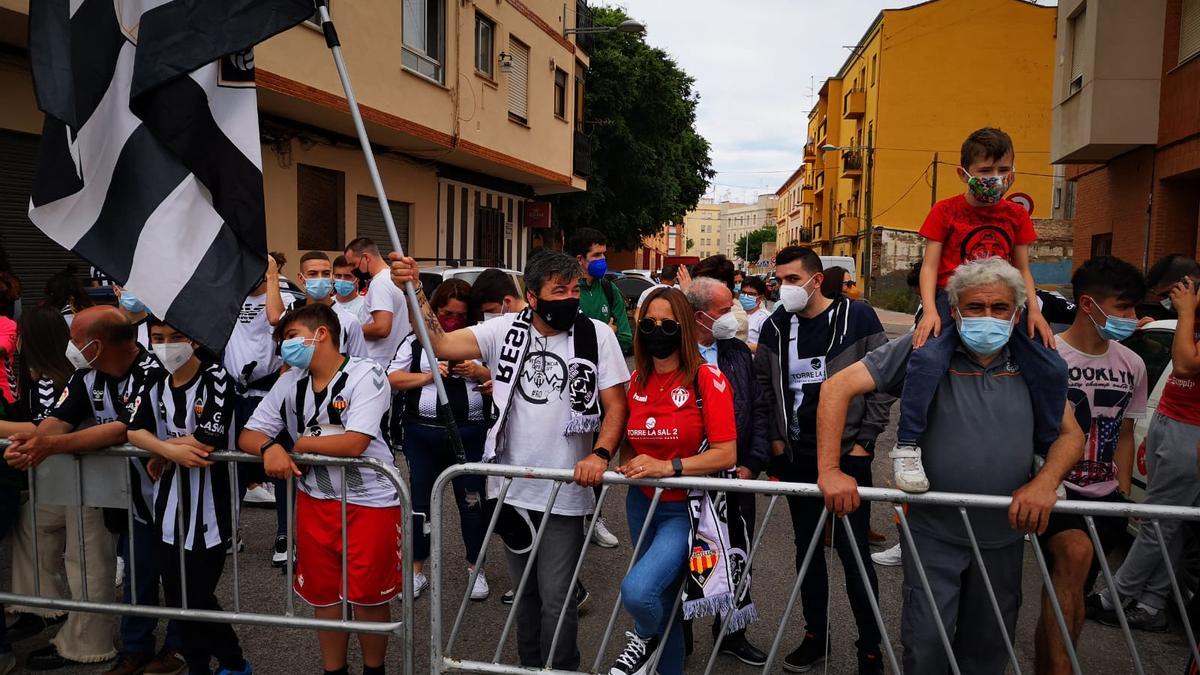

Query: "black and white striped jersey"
left=246, top=356, right=398, bottom=507
left=26, top=376, right=62, bottom=424
left=388, top=333, right=486, bottom=424
left=128, top=361, right=236, bottom=550
left=283, top=298, right=369, bottom=359
left=49, top=348, right=166, bottom=523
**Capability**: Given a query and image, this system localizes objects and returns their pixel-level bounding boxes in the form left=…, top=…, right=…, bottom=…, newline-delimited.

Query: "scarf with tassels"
left=482, top=306, right=601, bottom=463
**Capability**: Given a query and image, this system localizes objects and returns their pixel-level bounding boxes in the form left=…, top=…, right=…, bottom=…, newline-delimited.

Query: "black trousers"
left=158, top=541, right=245, bottom=672
left=782, top=453, right=881, bottom=653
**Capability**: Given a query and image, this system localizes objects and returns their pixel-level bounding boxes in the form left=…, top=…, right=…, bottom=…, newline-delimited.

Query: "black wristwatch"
left=672, top=457, right=684, bottom=477
left=259, top=439, right=281, bottom=456
left=592, top=447, right=612, bottom=462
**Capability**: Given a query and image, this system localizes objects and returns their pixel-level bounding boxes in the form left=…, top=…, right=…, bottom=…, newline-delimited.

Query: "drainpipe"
left=1142, top=146, right=1157, bottom=273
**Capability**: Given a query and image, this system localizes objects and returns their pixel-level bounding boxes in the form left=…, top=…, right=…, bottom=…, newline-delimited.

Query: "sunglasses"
left=638, top=318, right=680, bottom=336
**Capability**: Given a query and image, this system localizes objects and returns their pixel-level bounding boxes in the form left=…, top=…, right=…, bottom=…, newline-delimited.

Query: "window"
left=297, top=165, right=345, bottom=251
left=507, top=38, right=530, bottom=123
left=574, top=62, right=587, bottom=132
left=554, top=67, right=568, bottom=119
left=870, top=55, right=877, bottom=85
left=403, top=0, right=445, bottom=83
left=1065, top=181, right=1077, bottom=219
left=475, top=12, right=495, bottom=78
left=1091, top=233, right=1112, bottom=258
left=1182, top=0, right=1200, bottom=64
left=1068, top=7, right=1086, bottom=96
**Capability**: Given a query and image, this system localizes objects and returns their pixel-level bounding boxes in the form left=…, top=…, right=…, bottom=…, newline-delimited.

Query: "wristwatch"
left=672, top=457, right=684, bottom=477
left=592, top=447, right=612, bottom=462
left=259, top=439, right=281, bottom=456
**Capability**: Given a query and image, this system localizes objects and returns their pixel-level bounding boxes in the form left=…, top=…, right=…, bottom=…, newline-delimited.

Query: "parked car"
left=611, top=274, right=654, bottom=323
left=621, top=269, right=654, bottom=281
left=1121, top=319, right=1178, bottom=500
left=417, top=265, right=524, bottom=299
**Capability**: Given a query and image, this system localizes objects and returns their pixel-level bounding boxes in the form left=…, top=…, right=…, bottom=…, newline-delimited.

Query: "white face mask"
left=703, top=310, right=739, bottom=341
left=65, top=339, right=98, bottom=370
left=482, top=312, right=502, bottom=322
left=152, top=343, right=195, bottom=374
left=779, top=278, right=817, bottom=313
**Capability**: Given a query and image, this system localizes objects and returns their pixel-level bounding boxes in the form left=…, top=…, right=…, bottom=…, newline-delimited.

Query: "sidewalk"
left=874, top=306, right=914, bottom=338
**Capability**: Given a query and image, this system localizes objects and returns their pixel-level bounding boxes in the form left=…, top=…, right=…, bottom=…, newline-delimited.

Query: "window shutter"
left=356, top=196, right=410, bottom=258
left=297, top=164, right=344, bottom=251
left=1182, top=0, right=1200, bottom=63
left=1070, top=10, right=1087, bottom=80
left=507, top=40, right=530, bottom=121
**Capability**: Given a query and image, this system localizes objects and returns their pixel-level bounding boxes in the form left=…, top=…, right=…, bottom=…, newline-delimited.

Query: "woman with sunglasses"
left=607, top=287, right=737, bottom=675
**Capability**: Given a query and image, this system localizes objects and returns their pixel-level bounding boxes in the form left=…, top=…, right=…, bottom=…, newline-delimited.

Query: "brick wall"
left=1070, top=147, right=1155, bottom=270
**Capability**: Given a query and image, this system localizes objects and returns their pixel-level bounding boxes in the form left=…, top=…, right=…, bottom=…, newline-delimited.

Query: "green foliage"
left=686, top=237, right=695, bottom=251
left=733, top=227, right=778, bottom=262
left=549, top=7, right=714, bottom=250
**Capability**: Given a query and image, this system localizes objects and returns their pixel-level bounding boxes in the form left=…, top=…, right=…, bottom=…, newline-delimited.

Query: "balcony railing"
left=803, top=142, right=816, bottom=161
left=841, top=150, right=863, bottom=178
left=843, top=88, right=866, bottom=119
left=574, top=0, right=595, bottom=53
left=573, top=130, right=591, bottom=178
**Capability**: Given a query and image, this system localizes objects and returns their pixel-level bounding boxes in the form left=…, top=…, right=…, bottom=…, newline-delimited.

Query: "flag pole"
left=314, top=1, right=465, bottom=463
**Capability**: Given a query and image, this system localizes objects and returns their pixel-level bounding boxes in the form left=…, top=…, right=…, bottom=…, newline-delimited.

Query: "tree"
left=686, top=237, right=695, bottom=252
left=549, top=7, right=714, bottom=250
left=734, top=227, right=778, bottom=262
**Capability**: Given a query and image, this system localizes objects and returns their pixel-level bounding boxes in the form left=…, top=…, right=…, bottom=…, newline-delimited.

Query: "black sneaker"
left=576, top=583, right=591, bottom=614
left=271, top=535, right=289, bottom=568
left=858, top=650, right=884, bottom=675
left=3, top=613, right=65, bottom=644
left=783, top=632, right=827, bottom=673
left=501, top=590, right=514, bottom=605
left=1085, top=591, right=1120, bottom=624
left=1119, top=604, right=1170, bottom=633
left=607, top=631, right=659, bottom=675
left=717, top=632, right=768, bottom=666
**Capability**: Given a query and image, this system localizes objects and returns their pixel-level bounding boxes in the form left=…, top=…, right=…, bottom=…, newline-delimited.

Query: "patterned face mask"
left=964, top=171, right=1012, bottom=204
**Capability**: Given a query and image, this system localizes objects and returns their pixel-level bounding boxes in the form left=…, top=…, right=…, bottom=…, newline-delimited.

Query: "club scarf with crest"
left=483, top=306, right=601, bottom=463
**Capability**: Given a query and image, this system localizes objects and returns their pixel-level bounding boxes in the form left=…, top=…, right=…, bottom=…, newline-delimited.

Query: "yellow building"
left=683, top=199, right=724, bottom=258
left=775, top=165, right=811, bottom=250
left=0, top=0, right=589, bottom=297
left=784, top=0, right=1057, bottom=286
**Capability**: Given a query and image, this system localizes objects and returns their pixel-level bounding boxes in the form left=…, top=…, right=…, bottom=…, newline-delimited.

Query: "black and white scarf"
left=484, top=306, right=601, bottom=463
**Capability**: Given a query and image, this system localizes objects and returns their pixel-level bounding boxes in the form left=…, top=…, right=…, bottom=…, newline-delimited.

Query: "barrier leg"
left=894, top=505, right=961, bottom=675
left=446, top=478, right=513, bottom=655
left=228, top=463, right=240, bottom=613
left=126, top=468, right=137, bottom=606
left=957, top=508, right=1022, bottom=675
left=286, top=475, right=295, bottom=618
left=177, top=483, right=188, bottom=609
left=28, top=468, right=41, bottom=597
left=493, top=481, right=563, bottom=664
left=761, top=506, right=829, bottom=675
left=839, top=513, right=901, bottom=674
left=1085, top=515, right=1144, bottom=675
left=74, top=457, right=88, bottom=602
left=341, top=477, right=349, bottom=622
left=1029, top=532, right=1081, bottom=675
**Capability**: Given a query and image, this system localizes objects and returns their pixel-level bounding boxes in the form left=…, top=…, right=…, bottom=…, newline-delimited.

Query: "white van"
left=819, top=256, right=857, bottom=281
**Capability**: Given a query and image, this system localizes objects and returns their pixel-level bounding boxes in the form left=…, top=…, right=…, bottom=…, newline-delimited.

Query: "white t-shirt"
left=363, top=268, right=411, bottom=366
left=336, top=294, right=370, bottom=325
left=469, top=313, right=630, bottom=516
left=223, top=292, right=281, bottom=395
left=746, top=307, right=769, bottom=345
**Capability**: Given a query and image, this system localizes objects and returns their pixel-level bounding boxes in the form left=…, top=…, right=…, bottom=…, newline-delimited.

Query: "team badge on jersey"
left=56, top=387, right=71, bottom=409
left=332, top=395, right=349, bottom=412
left=671, top=387, right=690, bottom=408
left=129, top=395, right=143, bottom=419
left=194, top=398, right=205, bottom=416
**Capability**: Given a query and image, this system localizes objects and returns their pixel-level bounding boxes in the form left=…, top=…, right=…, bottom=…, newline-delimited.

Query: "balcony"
left=800, top=186, right=815, bottom=205
left=814, top=176, right=825, bottom=196
left=841, top=214, right=862, bottom=233
left=573, top=0, right=596, bottom=54
left=798, top=227, right=813, bottom=243
left=573, top=130, right=591, bottom=178
left=803, top=143, right=816, bottom=161
left=1049, top=0, right=1167, bottom=163
left=842, top=89, right=866, bottom=119
left=841, top=151, right=863, bottom=179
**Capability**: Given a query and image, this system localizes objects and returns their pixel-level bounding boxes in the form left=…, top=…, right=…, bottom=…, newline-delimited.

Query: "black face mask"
left=352, top=269, right=372, bottom=283
left=642, top=326, right=680, bottom=359
left=533, top=296, right=579, bottom=331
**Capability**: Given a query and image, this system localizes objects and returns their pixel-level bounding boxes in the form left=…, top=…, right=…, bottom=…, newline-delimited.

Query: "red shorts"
left=294, top=491, right=402, bottom=607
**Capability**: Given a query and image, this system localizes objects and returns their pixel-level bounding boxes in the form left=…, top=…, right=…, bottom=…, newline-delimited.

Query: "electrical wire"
left=871, top=161, right=932, bottom=221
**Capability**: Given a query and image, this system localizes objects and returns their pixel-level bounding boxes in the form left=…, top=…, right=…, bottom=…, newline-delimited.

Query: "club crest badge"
left=193, top=398, right=204, bottom=416
left=671, top=387, right=689, bottom=408
left=332, top=395, right=349, bottom=412
left=689, top=542, right=719, bottom=576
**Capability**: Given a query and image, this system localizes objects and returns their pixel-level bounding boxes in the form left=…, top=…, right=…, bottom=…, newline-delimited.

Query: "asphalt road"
left=5, top=308, right=1197, bottom=673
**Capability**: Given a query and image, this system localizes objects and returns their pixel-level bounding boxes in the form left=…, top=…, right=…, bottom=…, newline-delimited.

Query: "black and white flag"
left=27, top=0, right=313, bottom=350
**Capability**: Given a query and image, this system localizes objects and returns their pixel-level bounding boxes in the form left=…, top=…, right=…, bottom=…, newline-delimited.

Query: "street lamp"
left=563, top=18, right=646, bottom=35
left=821, top=142, right=875, bottom=298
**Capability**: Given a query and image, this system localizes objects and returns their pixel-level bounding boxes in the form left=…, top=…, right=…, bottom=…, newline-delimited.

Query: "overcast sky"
left=623, top=0, right=1051, bottom=204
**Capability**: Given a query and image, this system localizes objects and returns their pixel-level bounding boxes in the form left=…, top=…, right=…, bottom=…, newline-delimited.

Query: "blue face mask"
left=738, top=294, right=758, bottom=311
left=333, top=279, right=356, bottom=297
left=733, top=283, right=742, bottom=293
left=119, top=292, right=147, bottom=314
left=280, top=336, right=317, bottom=369
left=305, top=278, right=333, bottom=300
left=1085, top=298, right=1137, bottom=341
left=587, top=258, right=607, bottom=280
left=956, top=314, right=1015, bottom=356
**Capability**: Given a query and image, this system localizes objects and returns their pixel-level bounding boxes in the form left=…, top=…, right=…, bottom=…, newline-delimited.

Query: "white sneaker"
left=871, top=543, right=902, bottom=567
left=469, top=568, right=490, bottom=601
left=412, top=571, right=429, bottom=599
left=891, top=444, right=929, bottom=493
left=115, top=556, right=125, bottom=587
left=590, top=517, right=619, bottom=548
left=243, top=483, right=276, bottom=505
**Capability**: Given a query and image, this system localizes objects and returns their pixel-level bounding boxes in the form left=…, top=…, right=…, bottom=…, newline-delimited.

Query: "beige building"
left=721, top=194, right=777, bottom=267
left=683, top=198, right=723, bottom=258
left=0, top=0, right=589, bottom=300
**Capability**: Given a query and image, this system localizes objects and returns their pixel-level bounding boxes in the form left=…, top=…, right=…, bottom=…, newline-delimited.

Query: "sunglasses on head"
left=638, top=317, right=680, bottom=336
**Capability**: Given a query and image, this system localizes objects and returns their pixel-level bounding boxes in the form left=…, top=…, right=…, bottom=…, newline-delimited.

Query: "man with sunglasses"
left=680, top=276, right=769, bottom=665
left=752, top=246, right=893, bottom=673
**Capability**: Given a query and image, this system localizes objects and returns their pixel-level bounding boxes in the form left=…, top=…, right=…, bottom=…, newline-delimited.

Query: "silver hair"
left=685, top=276, right=729, bottom=313
left=945, top=257, right=1027, bottom=309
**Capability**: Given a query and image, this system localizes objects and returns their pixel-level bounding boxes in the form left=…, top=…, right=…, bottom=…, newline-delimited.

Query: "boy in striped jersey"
left=126, top=319, right=250, bottom=675
left=238, top=304, right=400, bottom=675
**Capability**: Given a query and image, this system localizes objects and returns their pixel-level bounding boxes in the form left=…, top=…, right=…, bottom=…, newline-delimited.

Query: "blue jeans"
left=899, top=290, right=1067, bottom=454
left=405, top=421, right=486, bottom=563
left=119, top=518, right=182, bottom=656
left=621, top=489, right=690, bottom=675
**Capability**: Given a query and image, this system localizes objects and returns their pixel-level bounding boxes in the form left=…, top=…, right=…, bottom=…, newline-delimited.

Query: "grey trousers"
left=504, top=512, right=585, bottom=670
left=1113, top=413, right=1200, bottom=609
left=900, top=530, right=1023, bottom=675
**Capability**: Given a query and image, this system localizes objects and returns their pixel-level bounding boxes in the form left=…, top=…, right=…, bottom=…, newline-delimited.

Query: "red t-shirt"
left=625, top=364, right=737, bottom=501
left=1158, top=323, right=1200, bottom=425
left=919, top=194, right=1038, bottom=289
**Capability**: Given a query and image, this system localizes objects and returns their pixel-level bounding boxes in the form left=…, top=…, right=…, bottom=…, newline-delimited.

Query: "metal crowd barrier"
left=428, top=462, right=1200, bottom=675
left=0, top=441, right=415, bottom=675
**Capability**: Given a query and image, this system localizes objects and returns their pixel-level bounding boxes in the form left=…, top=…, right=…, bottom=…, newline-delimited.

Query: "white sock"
left=1137, top=602, right=1160, bottom=616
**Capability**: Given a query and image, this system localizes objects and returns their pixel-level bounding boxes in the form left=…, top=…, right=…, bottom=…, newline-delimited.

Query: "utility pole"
left=931, top=152, right=939, bottom=207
